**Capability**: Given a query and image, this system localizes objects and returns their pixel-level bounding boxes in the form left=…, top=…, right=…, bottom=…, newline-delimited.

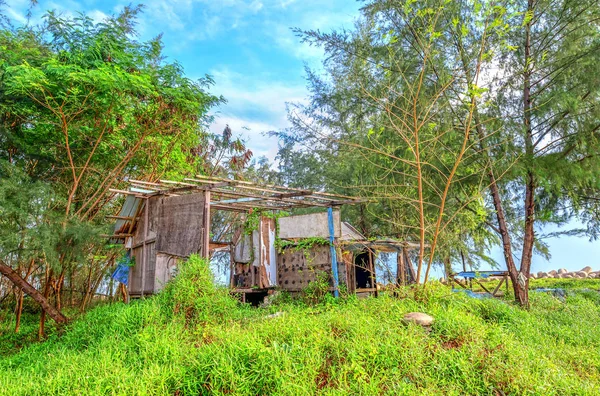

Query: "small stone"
left=403, top=312, right=434, bottom=327
left=581, top=266, right=593, bottom=274
left=558, top=268, right=568, bottom=275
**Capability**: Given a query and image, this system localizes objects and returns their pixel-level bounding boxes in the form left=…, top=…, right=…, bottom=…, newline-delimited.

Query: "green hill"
left=2, top=257, right=600, bottom=395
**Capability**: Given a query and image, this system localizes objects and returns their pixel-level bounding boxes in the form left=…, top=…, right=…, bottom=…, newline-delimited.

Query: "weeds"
left=1, top=259, right=600, bottom=395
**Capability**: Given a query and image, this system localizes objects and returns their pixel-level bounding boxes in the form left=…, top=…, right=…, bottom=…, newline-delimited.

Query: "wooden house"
left=108, top=176, right=417, bottom=300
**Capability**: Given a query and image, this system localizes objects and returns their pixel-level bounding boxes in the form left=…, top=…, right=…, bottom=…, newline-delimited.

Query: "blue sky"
left=4, top=0, right=599, bottom=274
left=4, top=0, right=360, bottom=160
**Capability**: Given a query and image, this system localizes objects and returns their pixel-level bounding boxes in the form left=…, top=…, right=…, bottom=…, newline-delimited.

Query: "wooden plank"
left=189, top=175, right=361, bottom=202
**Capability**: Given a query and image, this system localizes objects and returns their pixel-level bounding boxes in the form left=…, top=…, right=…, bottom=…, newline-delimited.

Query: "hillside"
left=1, top=257, right=600, bottom=395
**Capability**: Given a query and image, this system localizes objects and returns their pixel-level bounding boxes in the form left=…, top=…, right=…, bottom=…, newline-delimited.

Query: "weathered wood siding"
left=276, top=245, right=347, bottom=292
left=156, top=194, right=205, bottom=257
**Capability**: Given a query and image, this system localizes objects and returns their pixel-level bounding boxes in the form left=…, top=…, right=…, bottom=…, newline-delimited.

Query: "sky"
left=3, top=0, right=600, bottom=274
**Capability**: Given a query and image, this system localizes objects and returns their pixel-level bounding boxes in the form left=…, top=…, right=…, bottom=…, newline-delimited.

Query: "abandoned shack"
left=108, top=176, right=418, bottom=300
left=230, top=211, right=419, bottom=300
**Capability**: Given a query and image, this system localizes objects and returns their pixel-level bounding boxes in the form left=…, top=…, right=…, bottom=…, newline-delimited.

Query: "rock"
left=565, top=274, right=573, bottom=278
left=548, top=270, right=557, bottom=276
left=403, top=312, right=434, bottom=327
left=577, top=271, right=588, bottom=278
left=530, top=273, right=537, bottom=279
left=537, top=271, right=544, bottom=278
left=558, top=273, right=568, bottom=278
left=581, top=266, right=593, bottom=274
left=558, top=268, right=568, bottom=275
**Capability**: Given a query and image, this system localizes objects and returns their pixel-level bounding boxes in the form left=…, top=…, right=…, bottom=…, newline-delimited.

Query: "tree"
left=0, top=7, right=221, bottom=332
left=474, top=0, right=600, bottom=306
left=282, top=0, right=511, bottom=281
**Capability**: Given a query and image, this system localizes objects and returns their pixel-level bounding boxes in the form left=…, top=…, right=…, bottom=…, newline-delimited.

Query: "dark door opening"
left=354, top=252, right=372, bottom=289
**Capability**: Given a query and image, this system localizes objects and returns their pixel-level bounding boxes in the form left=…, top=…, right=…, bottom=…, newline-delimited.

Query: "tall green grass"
left=1, top=257, right=600, bottom=395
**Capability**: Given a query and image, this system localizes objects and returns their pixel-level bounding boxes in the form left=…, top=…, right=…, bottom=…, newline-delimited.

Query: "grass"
left=1, top=259, right=600, bottom=395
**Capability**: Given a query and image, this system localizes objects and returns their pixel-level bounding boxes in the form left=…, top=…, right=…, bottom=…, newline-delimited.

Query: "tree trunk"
left=39, top=268, right=53, bottom=339
left=517, top=0, right=536, bottom=308
left=0, top=261, right=67, bottom=326
left=15, top=259, right=36, bottom=333
left=55, top=269, right=65, bottom=311
left=443, top=257, right=452, bottom=280
left=456, top=25, right=528, bottom=307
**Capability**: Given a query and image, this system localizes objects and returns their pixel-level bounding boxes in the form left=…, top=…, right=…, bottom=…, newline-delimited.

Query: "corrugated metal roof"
left=110, top=195, right=143, bottom=244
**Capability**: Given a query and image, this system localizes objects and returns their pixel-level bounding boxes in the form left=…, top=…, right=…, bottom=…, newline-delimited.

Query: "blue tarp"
left=455, top=271, right=506, bottom=279
left=452, top=289, right=493, bottom=299
left=111, top=252, right=132, bottom=285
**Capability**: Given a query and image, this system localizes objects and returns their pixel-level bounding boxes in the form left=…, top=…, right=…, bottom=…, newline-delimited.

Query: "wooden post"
left=229, top=245, right=235, bottom=288
left=404, top=249, right=417, bottom=283
left=258, top=216, right=263, bottom=288
left=397, top=248, right=406, bottom=286
left=141, top=197, right=149, bottom=298
left=202, top=189, right=211, bottom=259
left=366, top=247, right=377, bottom=296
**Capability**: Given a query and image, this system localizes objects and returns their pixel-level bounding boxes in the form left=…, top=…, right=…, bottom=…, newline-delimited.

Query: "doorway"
left=354, top=252, right=373, bottom=289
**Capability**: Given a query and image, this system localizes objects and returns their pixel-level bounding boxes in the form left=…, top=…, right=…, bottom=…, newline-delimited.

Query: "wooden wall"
left=276, top=244, right=347, bottom=292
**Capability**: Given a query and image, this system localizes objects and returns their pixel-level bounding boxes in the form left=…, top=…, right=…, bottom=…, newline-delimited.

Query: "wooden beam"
left=101, top=233, right=133, bottom=238
left=106, top=215, right=136, bottom=220
left=109, top=188, right=147, bottom=197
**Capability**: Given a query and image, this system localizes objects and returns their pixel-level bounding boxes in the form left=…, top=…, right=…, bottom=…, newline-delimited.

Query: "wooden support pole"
left=202, top=190, right=211, bottom=259
left=397, top=248, right=406, bottom=286
left=141, top=197, right=149, bottom=298
left=258, top=217, right=263, bottom=288
left=229, top=246, right=235, bottom=288
left=404, top=250, right=417, bottom=283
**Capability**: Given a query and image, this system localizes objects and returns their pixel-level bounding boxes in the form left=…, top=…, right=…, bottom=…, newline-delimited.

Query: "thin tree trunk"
left=38, top=268, right=54, bottom=339
left=55, top=269, right=65, bottom=311
left=15, top=259, right=35, bottom=333
left=456, top=26, right=525, bottom=306
left=517, top=0, right=536, bottom=308
left=0, top=261, right=67, bottom=328
left=443, top=256, right=452, bottom=280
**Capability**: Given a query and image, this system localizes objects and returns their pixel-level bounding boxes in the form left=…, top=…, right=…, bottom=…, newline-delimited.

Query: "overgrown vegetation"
left=2, top=256, right=600, bottom=395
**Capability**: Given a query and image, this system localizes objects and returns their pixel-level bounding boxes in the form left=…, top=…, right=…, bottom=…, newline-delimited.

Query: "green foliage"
left=300, top=270, right=331, bottom=305
left=2, top=275, right=600, bottom=394
left=275, top=236, right=331, bottom=254
left=158, top=255, right=242, bottom=325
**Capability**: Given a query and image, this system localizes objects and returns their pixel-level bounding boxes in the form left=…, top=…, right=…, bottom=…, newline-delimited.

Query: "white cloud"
left=207, top=67, right=309, bottom=161
left=209, top=116, right=280, bottom=161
